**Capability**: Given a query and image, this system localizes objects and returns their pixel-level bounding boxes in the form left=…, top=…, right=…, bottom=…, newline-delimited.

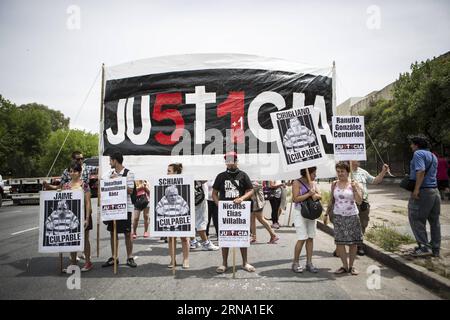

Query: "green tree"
left=0, top=96, right=71, bottom=177
left=364, top=52, right=450, bottom=164
left=41, top=129, right=99, bottom=177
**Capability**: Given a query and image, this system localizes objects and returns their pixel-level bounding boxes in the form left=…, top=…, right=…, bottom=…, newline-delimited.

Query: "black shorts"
left=106, top=212, right=132, bottom=234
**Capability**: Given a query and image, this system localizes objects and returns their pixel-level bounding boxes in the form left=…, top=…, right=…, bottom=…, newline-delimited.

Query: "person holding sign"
left=350, top=161, right=389, bottom=256
left=291, top=167, right=321, bottom=273
left=213, top=152, right=256, bottom=273
left=164, top=163, right=191, bottom=269
left=102, top=152, right=137, bottom=268
left=61, top=161, right=93, bottom=272
left=332, top=162, right=363, bottom=276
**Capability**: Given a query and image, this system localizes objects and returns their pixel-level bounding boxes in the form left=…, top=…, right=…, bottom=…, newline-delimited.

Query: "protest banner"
left=332, top=116, right=366, bottom=161
left=38, top=190, right=84, bottom=253
left=218, top=201, right=251, bottom=248
left=270, top=106, right=326, bottom=171
left=150, top=175, right=195, bottom=237
left=100, top=177, right=128, bottom=221
left=100, top=54, right=336, bottom=180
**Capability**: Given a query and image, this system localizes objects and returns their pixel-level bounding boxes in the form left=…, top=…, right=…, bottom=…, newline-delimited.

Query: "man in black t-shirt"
left=212, top=152, right=255, bottom=273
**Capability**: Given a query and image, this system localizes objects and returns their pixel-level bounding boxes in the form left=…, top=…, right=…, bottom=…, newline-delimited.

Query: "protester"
left=43, top=151, right=93, bottom=190
left=332, top=161, right=363, bottom=275
left=206, top=180, right=219, bottom=238
left=434, top=152, right=449, bottom=201
left=101, top=152, right=137, bottom=268
left=268, top=181, right=284, bottom=229
left=190, top=180, right=219, bottom=251
left=132, top=180, right=150, bottom=239
left=166, top=163, right=191, bottom=269
left=408, top=136, right=441, bottom=257
left=62, top=161, right=93, bottom=272
left=250, top=181, right=279, bottom=244
left=213, top=152, right=256, bottom=273
left=291, top=167, right=321, bottom=273
left=350, top=161, right=390, bottom=255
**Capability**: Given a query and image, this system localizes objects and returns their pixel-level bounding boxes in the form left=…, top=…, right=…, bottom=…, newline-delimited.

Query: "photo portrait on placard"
left=271, top=106, right=326, bottom=170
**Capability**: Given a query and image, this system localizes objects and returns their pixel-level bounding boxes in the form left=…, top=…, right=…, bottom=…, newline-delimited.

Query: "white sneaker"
left=190, top=240, right=201, bottom=249
left=202, top=241, right=219, bottom=251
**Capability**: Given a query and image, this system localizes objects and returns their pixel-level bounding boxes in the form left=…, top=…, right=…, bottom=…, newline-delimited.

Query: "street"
left=0, top=200, right=440, bottom=300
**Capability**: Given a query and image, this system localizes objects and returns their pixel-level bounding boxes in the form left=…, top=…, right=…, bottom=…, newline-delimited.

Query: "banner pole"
left=232, top=248, right=236, bottom=279
left=113, top=220, right=117, bottom=275
left=172, top=237, right=176, bottom=276
left=97, top=63, right=105, bottom=258
left=287, top=182, right=294, bottom=227
left=332, top=61, right=337, bottom=116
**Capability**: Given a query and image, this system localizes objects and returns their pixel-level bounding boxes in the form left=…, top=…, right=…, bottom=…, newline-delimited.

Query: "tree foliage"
left=0, top=95, right=97, bottom=177
left=41, top=129, right=98, bottom=177
left=364, top=53, right=450, bottom=158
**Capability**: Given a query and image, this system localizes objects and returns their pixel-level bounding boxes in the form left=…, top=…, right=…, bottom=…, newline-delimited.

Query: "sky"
left=1, top=0, right=449, bottom=133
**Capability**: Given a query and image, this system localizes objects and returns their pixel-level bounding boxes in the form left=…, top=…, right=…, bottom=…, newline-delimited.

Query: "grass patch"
left=365, top=224, right=415, bottom=252
left=392, top=207, right=407, bottom=216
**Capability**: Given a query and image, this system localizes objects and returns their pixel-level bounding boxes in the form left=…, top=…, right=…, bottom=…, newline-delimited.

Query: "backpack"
left=298, top=179, right=323, bottom=220
left=123, top=169, right=137, bottom=205
left=194, top=181, right=205, bottom=206
left=262, top=181, right=275, bottom=200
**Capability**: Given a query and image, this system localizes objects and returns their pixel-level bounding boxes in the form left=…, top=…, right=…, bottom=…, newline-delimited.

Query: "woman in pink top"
left=331, top=162, right=363, bottom=276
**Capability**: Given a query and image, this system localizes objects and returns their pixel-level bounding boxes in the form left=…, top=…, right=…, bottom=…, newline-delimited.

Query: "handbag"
left=399, top=177, right=416, bottom=192
left=298, top=180, right=323, bottom=220
left=194, top=182, right=205, bottom=206
left=134, top=194, right=149, bottom=210
left=400, top=155, right=433, bottom=191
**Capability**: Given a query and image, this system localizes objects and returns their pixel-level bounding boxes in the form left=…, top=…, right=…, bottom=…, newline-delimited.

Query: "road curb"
left=316, top=220, right=450, bottom=299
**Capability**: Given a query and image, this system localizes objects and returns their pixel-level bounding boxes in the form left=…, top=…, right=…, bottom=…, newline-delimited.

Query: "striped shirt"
left=283, top=125, right=316, bottom=150
left=155, top=196, right=189, bottom=217
left=45, top=209, right=79, bottom=236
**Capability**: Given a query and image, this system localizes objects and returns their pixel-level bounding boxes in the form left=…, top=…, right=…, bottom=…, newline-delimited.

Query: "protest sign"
left=218, top=201, right=251, bottom=248
left=271, top=106, right=326, bottom=171
left=39, top=190, right=84, bottom=253
left=332, top=116, right=366, bottom=161
left=100, top=177, right=128, bottom=221
left=150, top=175, right=195, bottom=237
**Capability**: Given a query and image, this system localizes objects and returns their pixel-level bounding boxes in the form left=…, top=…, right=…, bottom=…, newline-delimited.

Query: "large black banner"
left=101, top=54, right=335, bottom=179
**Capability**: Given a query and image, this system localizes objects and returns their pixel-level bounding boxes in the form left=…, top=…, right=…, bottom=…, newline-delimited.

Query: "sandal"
left=216, top=265, right=228, bottom=273
left=349, top=267, right=359, bottom=275
left=291, top=262, right=303, bottom=273
left=168, top=261, right=177, bottom=269
left=182, top=260, right=190, bottom=269
left=242, top=263, right=256, bottom=272
left=334, top=267, right=348, bottom=274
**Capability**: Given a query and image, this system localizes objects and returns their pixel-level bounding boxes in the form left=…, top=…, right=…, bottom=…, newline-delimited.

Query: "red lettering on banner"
left=153, top=93, right=184, bottom=145
left=217, top=92, right=245, bottom=143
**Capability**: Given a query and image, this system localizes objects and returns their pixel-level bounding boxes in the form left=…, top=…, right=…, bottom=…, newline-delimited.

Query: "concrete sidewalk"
left=273, top=182, right=449, bottom=297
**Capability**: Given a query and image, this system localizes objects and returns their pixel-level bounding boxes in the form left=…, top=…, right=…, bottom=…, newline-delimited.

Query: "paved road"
left=0, top=200, right=440, bottom=300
